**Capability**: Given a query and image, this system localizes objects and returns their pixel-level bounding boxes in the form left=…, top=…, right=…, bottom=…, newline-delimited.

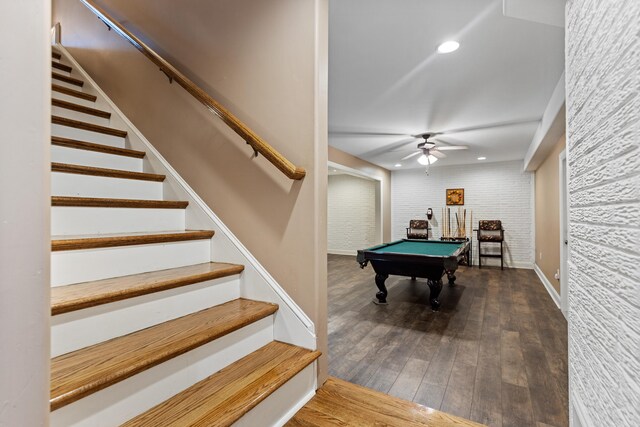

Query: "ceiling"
left=328, top=0, right=565, bottom=170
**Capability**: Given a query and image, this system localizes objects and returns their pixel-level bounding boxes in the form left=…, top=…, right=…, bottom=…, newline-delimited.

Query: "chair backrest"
left=409, top=219, right=429, bottom=230
left=479, top=220, right=502, bottom=231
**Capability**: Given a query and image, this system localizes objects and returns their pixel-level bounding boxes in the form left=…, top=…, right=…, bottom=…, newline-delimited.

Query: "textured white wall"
left=328, top=174, right=378, bottom=254
left=391, top=161, right=534, bottom=268
left=566, top=1, right=640, bottom=426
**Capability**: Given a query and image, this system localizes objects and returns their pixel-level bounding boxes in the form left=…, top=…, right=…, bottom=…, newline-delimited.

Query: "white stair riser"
left=50, top=316, right=274, bottom=427
left=52, top=91, right=98, bottom=109
left=52, top=123, right=126, bottom=148
left=52, top=239, right=212, bottom=286
left=236, top=363, right=316, bottom=427
left=51, top=145, right=142, bottom=172
left=51, top=78, right=85, bottom=91
left=52, top=105, right=110, bottom=126
left=51, top=275, right=241, bottom=357
left=52, top=173, right=163, bottom=200
left=52, top=207, right=185, bottom=235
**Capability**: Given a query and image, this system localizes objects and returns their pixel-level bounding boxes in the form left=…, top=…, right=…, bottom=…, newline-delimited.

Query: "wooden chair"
left=477, top=220, right=504, bottom=270
left=406, top=220, right=430, bottom=240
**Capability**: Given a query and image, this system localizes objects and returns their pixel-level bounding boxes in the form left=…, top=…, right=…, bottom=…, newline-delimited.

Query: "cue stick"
left=456, top=212, right=460, bottom=238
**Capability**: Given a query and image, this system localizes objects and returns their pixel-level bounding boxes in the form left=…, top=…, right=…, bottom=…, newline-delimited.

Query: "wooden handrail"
left=79, top=0, right=306, bottom=180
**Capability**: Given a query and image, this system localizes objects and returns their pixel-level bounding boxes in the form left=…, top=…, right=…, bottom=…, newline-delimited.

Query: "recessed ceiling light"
left=477, top=157, right=486, bottom=160
left=394, top=163, right=402, bottom=167
left=437, top=40, right=460, bottom=54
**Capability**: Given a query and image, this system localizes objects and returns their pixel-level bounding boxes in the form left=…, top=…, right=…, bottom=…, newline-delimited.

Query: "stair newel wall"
left=0, top=2, right=52, bottom=426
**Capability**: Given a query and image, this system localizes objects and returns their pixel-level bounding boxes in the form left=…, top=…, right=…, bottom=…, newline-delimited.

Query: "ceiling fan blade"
left=431, top=150, right=447, bottom=159
left=401, top=151, right=422, bottom=160
left=436, top=145, right=468, bottom=151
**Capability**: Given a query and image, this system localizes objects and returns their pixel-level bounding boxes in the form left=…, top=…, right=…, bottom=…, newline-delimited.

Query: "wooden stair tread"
left=50, top=299, right=278, bottom=411
left=52, top=98, right=111, bottom=118
left=52, top=162, right=164, bottom=182
left=52, top=51, right=62, bottom=60
left=52, top=196, right=188, bottom=209
left=52, top=116, right=127, bottom=137
left=123, top=341, right=321, bottom=427
left=51, top=262, right=245, bottom=315
left=52, top=84, right=97, bottom=102
left=52, top=61, right=72, bottom=72
left=51, top=230, right=215, bottom=251
left=52, top=71, right=84, bottom=87
left=286, top=377, right=486, bottom=427
left=51, top=136, right=145, bottom=158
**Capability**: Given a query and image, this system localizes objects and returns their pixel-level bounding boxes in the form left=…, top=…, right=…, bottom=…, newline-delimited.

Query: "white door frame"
left=559, top=149, right=569, bottom=317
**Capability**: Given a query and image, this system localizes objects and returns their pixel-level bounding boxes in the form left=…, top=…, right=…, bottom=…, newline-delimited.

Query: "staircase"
left=50, top=45, right=319, bottom=426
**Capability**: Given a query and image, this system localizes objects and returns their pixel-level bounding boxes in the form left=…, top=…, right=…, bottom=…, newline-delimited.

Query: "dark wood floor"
left=328, top=254, right=568, bottom=427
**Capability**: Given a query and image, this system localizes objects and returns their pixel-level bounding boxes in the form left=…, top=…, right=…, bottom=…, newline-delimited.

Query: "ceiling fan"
left=400, top=133, right=468, bottom=165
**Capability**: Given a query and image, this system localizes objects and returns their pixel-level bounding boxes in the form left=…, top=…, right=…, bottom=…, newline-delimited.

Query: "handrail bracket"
left=246, top=141, right=259, bottom=158
left=159, top=68, right=173, bottom=84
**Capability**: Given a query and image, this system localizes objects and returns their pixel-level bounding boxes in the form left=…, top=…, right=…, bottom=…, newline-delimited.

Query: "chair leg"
left=478, top=242, right=482, bottom=269
left=500, top=241, right=504, bottom=270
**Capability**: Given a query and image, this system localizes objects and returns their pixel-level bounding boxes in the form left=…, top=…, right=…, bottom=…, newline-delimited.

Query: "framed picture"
left=446, top=188, right=464, bottom=205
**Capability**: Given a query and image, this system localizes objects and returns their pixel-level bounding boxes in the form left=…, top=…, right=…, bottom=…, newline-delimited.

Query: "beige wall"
left=328, top=146, right=392, bottom=242
left=0, top=1, right=51, bottom=425
left=534, top=134, right=566, bottom=292
left=52, top=0, right=329, bottom=381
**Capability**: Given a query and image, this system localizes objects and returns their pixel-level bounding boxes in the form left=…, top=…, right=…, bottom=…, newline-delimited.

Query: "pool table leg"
left=446, top=271, right=456, bottom=286
left=373, top=273, right=389, bottom=305
left=427, top=279, right=443, bottom=310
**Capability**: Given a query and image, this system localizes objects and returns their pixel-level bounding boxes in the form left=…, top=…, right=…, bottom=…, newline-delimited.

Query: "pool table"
left=357, top=239, right=469, bottom=310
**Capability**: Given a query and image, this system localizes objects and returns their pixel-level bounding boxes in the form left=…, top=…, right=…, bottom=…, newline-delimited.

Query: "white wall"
left=566, top=1, right=640, bottom=426
left=328, top=174, right=378, bottom=254
left=0, top=1, right=51, bottom=425
left=391, top=160, right=534, bottom=268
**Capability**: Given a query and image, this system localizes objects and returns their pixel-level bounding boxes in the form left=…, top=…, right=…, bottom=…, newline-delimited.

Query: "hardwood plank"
left=421, top=339, right=458, bottom=388
left=52, top=61, right=72, bottom=72
left=52, top=71, right=84, bottom=87
left=52, top=262, right=243, bottom=315
left=441, top=362, right=477, bottom=420
left=500, top=331, right=528, bottom=387
left=501, top=382, right=535, bottom=427
left=52, top=98, right=111, bottom=118
left=51, top=136, right=145, bottom=158
left=51, top=115, right=127, bottom=137
left=287, top=377, right=485, bottom=427
left=51, top=162, right=164, bottom=182
left=52, top=84, right=97, bottom=102
left=50, top=298, right=278, bottom=410
left=122, top=341, right=320, bottom=426
left=51, top=196, right=188, bottom=209
left=413, top=383, right=446, bottom=411
left=52, top=51, right=62, bottom=60
left=387, top=357, right=429, bottom=401
left=51, top=230, right=214, bottom=251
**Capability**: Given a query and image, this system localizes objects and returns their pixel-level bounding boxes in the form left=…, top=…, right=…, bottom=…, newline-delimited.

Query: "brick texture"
left=391, top=160, right=534, bottom=268
left=328, top=174, right=378, bottom=253
left=566, top=0, right=640, bottom=425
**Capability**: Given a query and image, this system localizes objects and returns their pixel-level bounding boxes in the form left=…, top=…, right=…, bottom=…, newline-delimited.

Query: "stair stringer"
left=54, top=43, right=317, bottom=352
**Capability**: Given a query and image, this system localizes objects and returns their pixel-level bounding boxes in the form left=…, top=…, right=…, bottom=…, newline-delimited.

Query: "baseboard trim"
left=534, top=263, right=561, bottom=309
left=328, top=249, right=357, bottom=256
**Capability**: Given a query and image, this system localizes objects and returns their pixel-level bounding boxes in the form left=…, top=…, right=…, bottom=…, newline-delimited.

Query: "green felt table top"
left=368, top=240, right=464, bottom=257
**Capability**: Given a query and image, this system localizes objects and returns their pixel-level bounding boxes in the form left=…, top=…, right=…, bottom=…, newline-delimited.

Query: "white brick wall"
left=391, top=160, right=534, bottom=268
left=566, top=1, right=640, bottom=426
left=328, top=174, right=378, bottom=253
